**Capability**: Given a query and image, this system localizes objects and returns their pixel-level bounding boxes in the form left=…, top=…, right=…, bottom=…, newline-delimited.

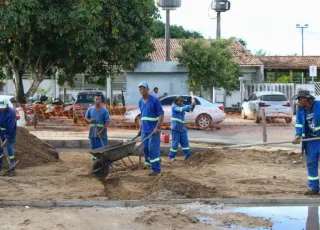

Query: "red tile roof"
left=258, top=56, right=320, bottom=69
left=150, top=39, right=263, bottom=66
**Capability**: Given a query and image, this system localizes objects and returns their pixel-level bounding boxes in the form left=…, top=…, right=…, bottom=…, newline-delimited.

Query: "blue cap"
left=138, top=81, right=149, bottom=88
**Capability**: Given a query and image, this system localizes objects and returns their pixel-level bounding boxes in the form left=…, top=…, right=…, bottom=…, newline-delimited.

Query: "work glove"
left=292, top=136, right=302, bottom=144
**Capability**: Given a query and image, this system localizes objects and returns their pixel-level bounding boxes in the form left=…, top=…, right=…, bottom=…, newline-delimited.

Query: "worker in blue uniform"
left=293, top=90, right=320, bottom=195
left=0, top=97, right=17, bottom=176
left=138, top=81, right=164, bottom=176
left=85, top=94, right=110, bottom=160
left=169, top=96, right=196, bottom=162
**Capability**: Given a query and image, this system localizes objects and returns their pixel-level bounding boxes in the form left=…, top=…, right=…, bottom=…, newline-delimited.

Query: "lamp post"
left=296, top=24, right=308, bottom=56
left=211, top=0, right=231, bottom=39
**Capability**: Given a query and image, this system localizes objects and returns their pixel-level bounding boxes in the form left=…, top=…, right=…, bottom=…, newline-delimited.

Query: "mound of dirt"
left=135, top=210, right=199, bottom=227
left=149, top=173, right=215, bottom=199
left=185, top=150, right=219, bottom=166
left=144, top=189, right=187, bottom=200
left=215, top=213, right=273, bottom=229
left=11, top=127, right=59, bottom=169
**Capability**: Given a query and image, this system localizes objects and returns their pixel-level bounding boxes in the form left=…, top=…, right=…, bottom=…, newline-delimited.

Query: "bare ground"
left=0, top=147, right=311, bottom=201
left=0, top=204, right=275, bottom=230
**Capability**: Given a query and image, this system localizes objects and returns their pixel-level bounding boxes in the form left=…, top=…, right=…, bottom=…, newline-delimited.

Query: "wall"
left=3, top=79, right=56, bottom=98
left=125, top=61, right=189, bottom=106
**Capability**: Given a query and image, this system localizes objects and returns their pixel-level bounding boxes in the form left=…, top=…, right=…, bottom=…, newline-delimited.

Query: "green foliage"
left=276, top=75, right=292, bottom=83
left=151, top=20, right=203, bottom=39
left=36, top=86, right=52, bottom=97
left=254, top=49, right=269, bottom=56
left=0, top=0, right=159, bottom=102
left=235, top=37, right=247, bottom=47
left=176, top=38, right=241, bottom=93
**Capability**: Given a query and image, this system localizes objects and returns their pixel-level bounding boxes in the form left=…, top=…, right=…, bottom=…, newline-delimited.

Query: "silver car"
left=241, top=91, right=293, bottom=123
left=124, top=95, right=226, bottom=129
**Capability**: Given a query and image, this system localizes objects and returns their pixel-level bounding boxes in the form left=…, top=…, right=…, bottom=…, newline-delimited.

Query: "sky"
left=156, top=0, right=320, bottom=56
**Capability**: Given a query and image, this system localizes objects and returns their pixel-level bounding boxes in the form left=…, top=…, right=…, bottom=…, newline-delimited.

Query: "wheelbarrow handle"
left=131, top=133, right=141, bottom=142
left=134, top=133, right=153, bottom=151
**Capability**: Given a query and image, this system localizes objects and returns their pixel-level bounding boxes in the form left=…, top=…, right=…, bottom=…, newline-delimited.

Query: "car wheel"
left=254, top=111, right=260, bottom=123
left=196, top=114, right=212, bottom=129
left=285, top=118, right=292, bottom=124
left=241, top=109, right=247, bottom=119
left=135, top=115, right=141, bottom=127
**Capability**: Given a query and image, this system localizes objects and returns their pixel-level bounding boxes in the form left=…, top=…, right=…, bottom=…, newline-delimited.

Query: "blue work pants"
left=141, top=132, right=161, bottom=173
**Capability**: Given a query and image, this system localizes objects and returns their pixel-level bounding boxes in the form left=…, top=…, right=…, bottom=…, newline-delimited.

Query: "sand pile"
left=9, top=127, right=59, bottom=169
left=147, top=173, right=215, bottom=199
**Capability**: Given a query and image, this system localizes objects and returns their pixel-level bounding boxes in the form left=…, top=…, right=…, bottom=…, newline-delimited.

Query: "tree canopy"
left=151, top=20, right=203, bottom=39
left=176, top=38, right=241, bottom=100
left=0, top=0, right=158, bottom=102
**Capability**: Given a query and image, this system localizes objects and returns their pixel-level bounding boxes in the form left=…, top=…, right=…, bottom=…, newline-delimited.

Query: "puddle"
left=189, top=204, right=320, bottom=230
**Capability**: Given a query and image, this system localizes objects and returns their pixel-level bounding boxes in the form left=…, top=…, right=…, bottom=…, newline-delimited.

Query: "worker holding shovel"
left=138, top=81, right=164, bottom=176
left=0, top=98, right=17, bottom=176
left=293, top=90, right=320, bottom=196
left=85, top=94, right=110, bottom=160
left=169, top=96, right=196, bottom=162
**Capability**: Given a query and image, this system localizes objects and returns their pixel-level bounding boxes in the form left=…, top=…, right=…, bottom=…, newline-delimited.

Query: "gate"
left=315, top=82, right=320, bottom=96
left=243, top=83, right=295, bottom=102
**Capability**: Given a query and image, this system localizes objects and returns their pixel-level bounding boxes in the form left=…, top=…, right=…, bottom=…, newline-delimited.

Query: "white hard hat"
left=0, top=98, right=9, bottom=109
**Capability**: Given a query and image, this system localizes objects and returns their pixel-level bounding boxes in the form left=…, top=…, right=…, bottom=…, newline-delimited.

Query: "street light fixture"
left=296, top=24, right=308, bottom=56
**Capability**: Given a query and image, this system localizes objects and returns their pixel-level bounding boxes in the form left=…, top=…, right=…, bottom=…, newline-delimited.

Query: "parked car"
left=241, top=91, right=293, bottom=123
left=0, top=95, right=26, bottom=127
left=72, top=91, right=107, bottom=124
left=124, top=95, right=226, bottom=129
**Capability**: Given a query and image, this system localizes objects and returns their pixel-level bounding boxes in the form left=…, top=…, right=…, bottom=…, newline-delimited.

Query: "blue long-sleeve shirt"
left=171, top=103, right=195, bottom=132
left=0, top=106, right=17, bottom=140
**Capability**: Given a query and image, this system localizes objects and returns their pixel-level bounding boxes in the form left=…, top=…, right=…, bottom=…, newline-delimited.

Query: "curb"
left=0, top=198, right=319, bottom=208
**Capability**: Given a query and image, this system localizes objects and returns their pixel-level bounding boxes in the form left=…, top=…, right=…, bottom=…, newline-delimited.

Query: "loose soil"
left=0, top=146, right=310, bottom=201
left=13, top=127, right=59, bottom=169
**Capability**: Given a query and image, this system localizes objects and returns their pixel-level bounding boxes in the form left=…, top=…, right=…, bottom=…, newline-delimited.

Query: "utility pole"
left=296, top=24, right=308, bottom=56
left=296, top=24, right=308, bottom=83
left=216, top=12, right=221, bottom=38
left=165, top=10, right=171, bottom=61
left=211, top=0, right=230, bottom=39
left=157, top=0, right=181, bottom=62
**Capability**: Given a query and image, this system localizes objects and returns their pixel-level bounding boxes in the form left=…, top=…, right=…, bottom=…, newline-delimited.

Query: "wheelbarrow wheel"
left=91, top=159, right=110, bottom=180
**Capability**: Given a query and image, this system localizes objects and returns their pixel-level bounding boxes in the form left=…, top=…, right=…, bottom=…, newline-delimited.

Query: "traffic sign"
left=310, top=66, right=317, bottom=77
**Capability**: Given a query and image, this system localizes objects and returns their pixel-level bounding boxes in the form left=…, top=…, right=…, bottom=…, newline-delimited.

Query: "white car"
left=0, top=95, right=26, bottom=127
left=124, top=95, right=226, bottom=129
left=241, top=91, right=293, bottom=124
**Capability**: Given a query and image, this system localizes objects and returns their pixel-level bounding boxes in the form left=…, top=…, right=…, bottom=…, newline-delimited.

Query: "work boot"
left=148, top=171, right=160, bottom=176
left=169, top=158, right=176, bottom=164
left=304, top=190, right=318, bottom=196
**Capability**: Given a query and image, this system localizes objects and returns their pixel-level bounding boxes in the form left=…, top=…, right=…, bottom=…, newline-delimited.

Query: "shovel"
left=0, top=139, right=19, bottom=172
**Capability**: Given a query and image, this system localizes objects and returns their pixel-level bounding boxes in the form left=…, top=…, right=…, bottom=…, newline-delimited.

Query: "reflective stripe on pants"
left=142, top=132, right=161, bottom=173
left=169, top=130, right=191, bottom=159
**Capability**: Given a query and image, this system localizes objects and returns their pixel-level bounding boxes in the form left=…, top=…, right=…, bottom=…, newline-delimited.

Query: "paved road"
left=30, top=115, right=299, bottom=149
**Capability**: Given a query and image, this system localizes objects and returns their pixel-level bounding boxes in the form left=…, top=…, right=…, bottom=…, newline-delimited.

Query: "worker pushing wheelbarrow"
left=89, top=133, right=152, bottom=180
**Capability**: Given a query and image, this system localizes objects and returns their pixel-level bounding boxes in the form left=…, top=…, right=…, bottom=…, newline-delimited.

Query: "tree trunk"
left=24, top=75, right=43, bottom=99
left=13, top=68, right=26, bottom=103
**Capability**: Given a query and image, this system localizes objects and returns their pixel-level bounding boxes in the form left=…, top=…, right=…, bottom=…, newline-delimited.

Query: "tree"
left=176, top=38, right=241, bottom=101
left=254, top=49, right=269, bottom=56
left=0, top=0, right=158, bottom=103
left=235, top=37, right=247, bottom=47
left=151, top=20, right=203, bottom=39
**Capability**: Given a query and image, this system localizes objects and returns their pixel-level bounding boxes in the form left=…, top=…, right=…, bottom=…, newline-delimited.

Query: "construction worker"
left=293, top=90, right=320, bottom=195
left=0, top=97, right=17, bottom=176
left=138, top=81, right=164, bottom=176
left=85, top=94, right=110, bottom=156
left=169, top=96, right=196, bottom=162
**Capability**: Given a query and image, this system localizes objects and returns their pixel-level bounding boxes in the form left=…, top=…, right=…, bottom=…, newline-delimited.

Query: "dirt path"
left=0, top=148, right=309, bottom=201
left=0, top=204, right=274, bottom=230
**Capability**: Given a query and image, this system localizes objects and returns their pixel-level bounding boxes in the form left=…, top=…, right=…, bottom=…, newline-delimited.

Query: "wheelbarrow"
left=88, top=133, right=152, bottom=180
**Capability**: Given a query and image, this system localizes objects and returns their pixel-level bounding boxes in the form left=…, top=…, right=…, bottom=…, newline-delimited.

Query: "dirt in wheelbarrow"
left=0, top=147, right=308, bottom=201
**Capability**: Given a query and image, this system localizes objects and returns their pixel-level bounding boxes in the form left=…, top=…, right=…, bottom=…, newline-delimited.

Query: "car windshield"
left=77, top=94, right=105, bottom=103
left=261, top=95, right=287, bottom=101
